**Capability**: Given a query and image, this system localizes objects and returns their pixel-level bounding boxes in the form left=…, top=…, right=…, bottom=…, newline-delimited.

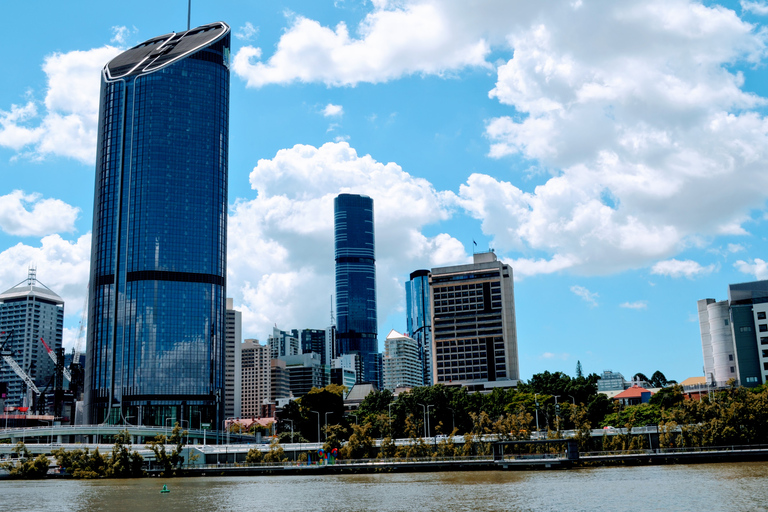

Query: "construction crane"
left=72, top=288, right=87, bottom=369
left=0, top=330, right=40, bottom=396
left=39, top=337, right=72, bottom=382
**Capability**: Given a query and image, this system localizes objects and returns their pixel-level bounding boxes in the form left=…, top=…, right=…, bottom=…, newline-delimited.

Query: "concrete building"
left=280, top=353, right=325, bottom=397
left=224, top=299, right=242, bottom=419
left=270, top=359, right=290, bottom=404
left=268, top=327, right=299, bottom=359
left=406, top=269, right=432, bottom=386
left=597, top=370, right=628, bottom=392
left=330, top=354, right=358, bottom=393
left=241, top=339, right=270, bottom=418
left=698, top=279, right=768, bottom=387
left=429, top=251, right=519, bottom=390
left=0, top=269, right=64, bottom=408
left=382, top=329, right=423, bottom=391
left=298, top=328, right=330, bottom=366
left=84, top=22, right=230, bottom=426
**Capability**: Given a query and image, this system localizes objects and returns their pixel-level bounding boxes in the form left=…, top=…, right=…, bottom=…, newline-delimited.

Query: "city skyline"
left=2, top=1, right=768, bottom=383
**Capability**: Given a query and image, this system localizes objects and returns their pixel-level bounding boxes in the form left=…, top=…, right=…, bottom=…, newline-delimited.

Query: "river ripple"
left=2, top=462, right=767, bottom=511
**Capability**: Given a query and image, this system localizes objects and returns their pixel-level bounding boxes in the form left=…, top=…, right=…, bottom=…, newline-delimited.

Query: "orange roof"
left=613, top=384, right=652, bottom=399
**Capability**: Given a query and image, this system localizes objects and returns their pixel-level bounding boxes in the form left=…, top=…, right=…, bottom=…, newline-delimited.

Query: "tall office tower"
left=334, top=193, right=378, bottom=384
left=84, top=22, right=230, bottom=426
left=241, top=339, right=270, bottom=418
left=698, top=280, right=768, bottom=388
left=280, top=353, right=325, bottom=397
left=270, top=359, right=290, bottom=404
left=430, top=251, right=519, bottom=390
left=330, top=354, right=357, bottom=392
left=0, top=269, right=64, bottom=408
left=382, top=330, right=424, bottom=391
left=298, top=328, right=329, bottom=365
left=225, top=299, right=242, bottom=419
left=406, top=269, right=432, bottom=386
left=268, top=328, right=299, bottom=359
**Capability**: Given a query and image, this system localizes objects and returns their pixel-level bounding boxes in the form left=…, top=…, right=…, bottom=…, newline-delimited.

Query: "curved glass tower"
left=334, top=194, right=378, bottom=384
left=85, top=22, right=230, bottom=427
left=406, top=269, right=432, bottom=386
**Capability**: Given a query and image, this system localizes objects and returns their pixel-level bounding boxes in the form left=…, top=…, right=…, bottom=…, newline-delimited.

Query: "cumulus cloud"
left=111, top=26, right=136, bottom=45
left=229, top=141, right=465, bottom=339
left=734, top=258, right=768, bottom=280
left=0, top=190, right=80, bottom=236
left=235, top=22, right=258, bottom=41
left=742, top=1, right=768, bottom=15
left=323, top=103, right=344, bottom=117
left=620, top=301, right=648, bottom=310
left=0, top=46, right=121, bottom=163
left=541, top=352, right=570, bottom=360
left=650, top=259, right=716, bottom=278
left=0, top=234, right=91, bottom=323
left=570, top=285, right=598, bottom=307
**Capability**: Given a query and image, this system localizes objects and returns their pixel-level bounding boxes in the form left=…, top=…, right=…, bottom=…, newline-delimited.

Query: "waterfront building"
left=270, top=359, right=290, bottom=403
left=406, top=269, right=432, bottom=386
left=241, top=339, right=270, bottom=418
left=268, top=327, right=299, bottom=359
left=382, top=329, right=423, bottom=391
left=698, top=280, right=768, bottom=387
left=429, top=251, right=519, bottom=390
left=0, top=269, right=64, bottom=408
left=84, top=22, right=231, bottom=426
left=224, top=299, right=242, bottom=419
left=334, top=193, right=379, bottom=384
left=280, top=353, right=325, bottom=397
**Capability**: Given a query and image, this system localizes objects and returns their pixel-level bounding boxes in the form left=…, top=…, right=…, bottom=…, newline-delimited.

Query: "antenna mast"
left=187, top=0, right=191, bottom=30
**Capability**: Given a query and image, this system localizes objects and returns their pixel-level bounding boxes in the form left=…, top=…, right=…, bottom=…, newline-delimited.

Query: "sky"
left=2, top=0, right=768, bottom=383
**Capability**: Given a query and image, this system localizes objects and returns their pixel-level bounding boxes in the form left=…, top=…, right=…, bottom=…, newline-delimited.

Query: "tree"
left=340, top=422, right=375, bottom=459
left=245, top=447, right=264, bottom=463
left=650, top=371, right=669, bottom=388
left=146, top=422, right=188, bottom=476
left=576, top=360, right=583, bottom=378
left=106, top=429, right=143, bottom=478
left=1, top=443, right=50, bottom=479
left=263, top=438, right=286, bottom=463
left=633, top=373, right=650, bottom=384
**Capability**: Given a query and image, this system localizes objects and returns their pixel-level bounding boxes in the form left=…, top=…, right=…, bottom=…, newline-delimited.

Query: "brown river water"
left=2, top=462, right=767, bottom=511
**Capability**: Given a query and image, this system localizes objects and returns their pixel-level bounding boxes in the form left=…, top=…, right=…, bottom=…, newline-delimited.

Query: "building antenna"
left=187, top=0, right=191, bottom=30
left=330, top=295, right=335, bottom=326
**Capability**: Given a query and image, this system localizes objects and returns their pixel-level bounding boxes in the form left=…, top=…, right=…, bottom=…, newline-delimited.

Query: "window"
left=761, top=324, right=768, bottom=333
left=740, top=326, right=753, bottom=333
left=759, top=311, right=767, bottom=320
left=765, top=362, right=768, bottom=371
left=731, top=366, right=735, bottom=373
left=762, top=337, right=768, bottom=345
left=729, top=354, right=734, bottom=361
left=724, top=319, right=729, bottom=326
left=746, top=376, right=758, bottom=384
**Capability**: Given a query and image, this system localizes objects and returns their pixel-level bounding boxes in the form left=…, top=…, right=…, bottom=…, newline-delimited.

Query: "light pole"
left=285, top=419, right=295, bottom=443
left=568, top=395, right=576, bottom=405
left=448, top=407, right=455, bottom=433
left=388, top=401, right=396, bottom=436
left=418, top=403, right=427, bottom=438
left=426, top=405, right=434, bottom=438
left=349, top=413, right=358, bottom=425
left=534, top=394, right=540, bottom=434
left=310, top=410, right=320, bottom=443
left=553, top=395, right=561, bottom=431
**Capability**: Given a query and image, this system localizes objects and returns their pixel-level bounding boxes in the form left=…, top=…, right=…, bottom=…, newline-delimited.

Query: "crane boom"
left=40, top=337, right=72, bottom=382
left=0, top=331, right=40, bottom=395
left=72, top=284, right=88, bottom=367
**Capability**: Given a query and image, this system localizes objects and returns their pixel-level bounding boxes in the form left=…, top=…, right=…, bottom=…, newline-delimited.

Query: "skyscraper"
left=0, top=269, right=64, bottom=408
left=334, top=193, right=378, bottom=384
left=406, top=269, right=432, bottom=385
left=84, top=22, right=230, bottom=426
left=430, top=251, right=519, bottom=390
left=382, top=329, right=423, bottom=391
left=225, top=298, right=242, bottom=419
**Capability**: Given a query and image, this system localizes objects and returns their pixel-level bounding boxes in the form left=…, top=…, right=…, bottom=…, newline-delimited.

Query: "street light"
left=553, top=395, right=561, bottom=431
left=310, top=410, right=320, bottom=443
left=426, top=405, right=434, bottom=438
left=568, top=395, right=576, bottom=405
left=418, top=403, right=427, bottom=438
left=324, top=412, right=333, bottom=440
left=388, top=401, right=397, bottom=436
left=447, top=407, right=455, bottom=433
left=534, top=394, right=540, bottom=434
left=349, top=413, right=358, bottom=425
left=285, top=419, right=295, bottom=443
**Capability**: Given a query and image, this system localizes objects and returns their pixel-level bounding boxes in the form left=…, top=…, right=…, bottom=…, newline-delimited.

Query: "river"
left=2, top=462, right=767, bottom=511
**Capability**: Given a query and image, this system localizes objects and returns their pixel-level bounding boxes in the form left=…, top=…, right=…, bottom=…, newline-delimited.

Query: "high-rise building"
left=225, top=299, right=242, bottom=419
left=270, top=359, right=290, bottom=404
left=334, top=193, right=378, bottom=384
left=406, top=269, right=432, bottom=386
left=0, top=269, right=64, bottom=408
left=298, top=328, right=330, bottom=365
left=430, top=251, right=519, bottom=390
left=280, top=353, right=325, bottom=397
left=698, top=280, right=768, bottom=388
left=268, top=328, right=299, bottom=359
left=241, top=339, right=270, bottom=418
left=84, top=22, right=231, bottom=426
left=382, top=329, right=423, bottom=391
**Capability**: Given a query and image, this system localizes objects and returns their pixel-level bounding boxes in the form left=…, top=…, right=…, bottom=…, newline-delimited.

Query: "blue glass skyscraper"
left=84, top=22, right=230, bottom=427
left=406, top=269, right=432, bottom=386
left=334, top=194, right=379, bottom=385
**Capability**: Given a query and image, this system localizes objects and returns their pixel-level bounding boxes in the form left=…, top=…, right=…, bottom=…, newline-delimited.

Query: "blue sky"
left=2, top=0, right=768, bottom=382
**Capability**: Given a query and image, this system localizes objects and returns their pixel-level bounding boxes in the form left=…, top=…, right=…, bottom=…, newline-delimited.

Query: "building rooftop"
left=0, top=271, right=63, bottom=305
left=613, top=384, right=652, bottom=400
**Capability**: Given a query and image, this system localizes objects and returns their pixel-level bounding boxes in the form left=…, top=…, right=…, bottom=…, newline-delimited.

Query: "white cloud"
left=0, top=234, right=91, bottom=322
left=229, top=141, right=464, bottom=339
left=111, top=26, right=136, bottom=45
left=541, top=352, right=570, bottom=360
left=323, top=103, right=344, bottom=117
left=742, top=1, right=768, bottom=15
left=0, top=46, right=121, bottom=163
left=0, top=190, right=80, bottom=236
left=235, top=22, right=259, bottom=41
left=620, top=301, right=648, bottom=310
left=570, top=285, right=598, bottom=307
left=232, top=1, right=496, bottom=87
left=728, top=243, right=746, bottom=253
left=650, top=259, right=716, bottom=279
left=734, top=258, right=768, bottom=280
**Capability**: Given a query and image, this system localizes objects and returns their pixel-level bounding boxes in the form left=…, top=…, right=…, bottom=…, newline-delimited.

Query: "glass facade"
left=334, top=194, right=379, bottom=385
left=406, top=269, right=432, bottom=385
left=85, top=23, right=230, bottom=427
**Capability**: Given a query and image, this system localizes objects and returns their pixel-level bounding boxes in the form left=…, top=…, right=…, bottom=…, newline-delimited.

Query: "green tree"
left=1, top=443, right=50, bottom=479
left=106, top=429, right=144, bottom=478
left=340, top=422, right=375, bottom=459
left=263, top=438, right=286, bottom=463
left=146, top=422, right=188, bottom=476
left=245, top=447, right=264, bottom=463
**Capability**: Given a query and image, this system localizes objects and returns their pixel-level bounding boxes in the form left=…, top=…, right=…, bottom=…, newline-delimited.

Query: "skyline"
left=2, top=0, right=768, bottom=383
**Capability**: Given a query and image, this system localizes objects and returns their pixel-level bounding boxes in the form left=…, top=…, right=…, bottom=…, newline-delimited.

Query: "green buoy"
left=161, top=484, right=170, bottom=494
